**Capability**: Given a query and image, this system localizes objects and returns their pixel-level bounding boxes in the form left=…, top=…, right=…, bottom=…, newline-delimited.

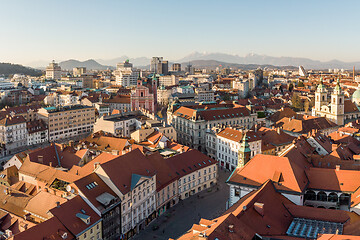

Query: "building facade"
left=172, top=105, right=257, bottom=152
left=130, top=79, right=155, bottom=113
left=114, top=60, right=140, bottom=87
left=45, top=60, right=62, bottom=80
left=37, top=105, right=96, bottom=142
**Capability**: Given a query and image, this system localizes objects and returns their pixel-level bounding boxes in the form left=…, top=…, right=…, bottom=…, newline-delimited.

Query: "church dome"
left=352, top=88, right=360, bottom=105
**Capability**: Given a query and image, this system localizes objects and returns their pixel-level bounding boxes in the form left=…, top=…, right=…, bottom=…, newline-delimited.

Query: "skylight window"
left=286, top=218, right=343, bottom=239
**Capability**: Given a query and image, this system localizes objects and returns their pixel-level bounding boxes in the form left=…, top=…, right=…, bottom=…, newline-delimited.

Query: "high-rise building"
left=185, top=63, right=194, bottom=74
left=150, top=57, right=163, bottom=73
left=114, top=60, right=139, bottom=87
left=171, top=63, right=181, bottom=72
left=45, top=60, right=62, bottom=80
left=157, top=60, right=169, bottom=75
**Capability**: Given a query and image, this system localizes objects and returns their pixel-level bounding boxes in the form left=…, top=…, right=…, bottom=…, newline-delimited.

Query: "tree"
left=288, top=83, right=294, bottom=92
left=292, top=94, right=303, bottom=110
left=257, top=112, right=266, bottom=118
left=304, top=100, right=310, bottom=113
left=298, top=81, right=305, bottom=87
left=222, top=93, right=231, bottom=101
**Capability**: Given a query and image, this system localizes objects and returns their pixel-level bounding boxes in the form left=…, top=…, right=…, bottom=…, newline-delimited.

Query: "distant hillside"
left=0, top=63, right=42, bottom=76
left=183, top=60, right=297, bottom=70
left=177, top=52, right=360, bottom=70
left=59, top=59, right=114, bottom=70
left=96, top=56, right=150, bottom=67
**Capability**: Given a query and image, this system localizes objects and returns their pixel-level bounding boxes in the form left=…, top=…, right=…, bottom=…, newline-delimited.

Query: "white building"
left=45, top=60, right=62, bottom=80
left=158, top=75, right=178, bottom=87
left=44, top=92, right=83, bottom=106
left=114, top=60, right=140, bottom=87
left=214, top=128, right=261, bottom=171
left=172, top=105, right=257, bottom=152
left=299, top=66, right=307, bottom=77
left=232, top=79, right=249, bottom=99
left=26, top=120, right=48, bottom=146
left=93, top=150, right=157, bottom=237
left=196, top=90, right=215, bottom=102
left=93, top=114, right=141, bottom=138
left=0, top=116, right=27, bottom=156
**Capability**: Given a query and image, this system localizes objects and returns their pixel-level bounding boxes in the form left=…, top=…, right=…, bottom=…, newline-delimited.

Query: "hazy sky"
left=1, top=0, right=359, bottom=65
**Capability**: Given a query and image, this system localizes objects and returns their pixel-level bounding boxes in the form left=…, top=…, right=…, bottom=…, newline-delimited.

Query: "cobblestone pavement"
left=133, top=169, right=231, bottom=240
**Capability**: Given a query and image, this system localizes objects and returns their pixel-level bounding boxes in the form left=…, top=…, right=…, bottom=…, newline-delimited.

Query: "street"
left=133, top=169, right=230, bottom=240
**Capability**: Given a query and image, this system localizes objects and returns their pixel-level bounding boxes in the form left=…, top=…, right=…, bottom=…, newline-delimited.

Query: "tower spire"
left=237, top=132, right=251, bottom=168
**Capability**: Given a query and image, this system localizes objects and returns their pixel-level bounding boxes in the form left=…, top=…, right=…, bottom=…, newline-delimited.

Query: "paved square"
left=133, top=169, right=230, bottom=240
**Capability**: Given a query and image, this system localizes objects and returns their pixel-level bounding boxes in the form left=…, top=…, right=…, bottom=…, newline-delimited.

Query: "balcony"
left=304, top=200, right=338, bottom=209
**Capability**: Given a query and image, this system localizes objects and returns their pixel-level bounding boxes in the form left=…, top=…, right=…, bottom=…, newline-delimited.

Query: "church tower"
left=237, top=133, right=251, bottom=168
left=152, top=74, right=158, bottom=105
left=314, top=77, right=328, bottom=113
left=331, top=78, right=344, bottom=125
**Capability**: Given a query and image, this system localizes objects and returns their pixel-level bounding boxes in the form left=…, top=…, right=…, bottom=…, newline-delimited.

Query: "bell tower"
left=331, top=78, right=344, bottom=125
left=314, top=77, right=328, bottom=113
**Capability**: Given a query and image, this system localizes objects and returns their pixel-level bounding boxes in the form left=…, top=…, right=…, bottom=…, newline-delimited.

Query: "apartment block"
left=38, top=105, right=96, bottom=142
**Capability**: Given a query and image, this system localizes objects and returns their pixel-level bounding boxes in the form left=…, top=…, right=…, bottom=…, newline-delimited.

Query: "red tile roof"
left=50, top=195, right=100, bottom=237
left=98, top=149, right=156, bottom=194
left=12, top=217, right=74, bottom=240
left=227, top=154, right=308, bottom=193
left=165, top=149, right=217, bottom=180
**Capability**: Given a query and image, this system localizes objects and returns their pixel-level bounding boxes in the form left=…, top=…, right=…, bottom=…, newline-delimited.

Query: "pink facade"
left=131, top=80, right=155, bottom=113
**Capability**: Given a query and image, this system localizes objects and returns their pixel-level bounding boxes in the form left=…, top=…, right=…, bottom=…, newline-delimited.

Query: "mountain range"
left=59, top=59, right=114, bottom=71
left=175, top=52, right=360, bottom=70
left=83, top=52, right=360, bottom=70
left=26, top=52, right=360, bottom=70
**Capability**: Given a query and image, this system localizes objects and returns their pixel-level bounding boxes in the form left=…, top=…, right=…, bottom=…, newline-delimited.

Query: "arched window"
left=304, top=190, right=316, bottom=201
left=317, top=191, right=327, bottom=201
left=339, top=193, right=350, bottom=205
left=141, top=92, right=143, bottom=97
left=340, top=98, right=342, bottom=104
left=328, top=192, right=338, bottom=202
left=322, top=95, right=325, bottom=101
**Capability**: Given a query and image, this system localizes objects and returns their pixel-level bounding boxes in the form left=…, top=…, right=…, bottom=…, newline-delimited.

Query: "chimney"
left=56, top=201, right=61, bottom=207
left=38, top=155, right=43, bottom=163
left=228, top=225, right=234, bottom=233
left=254, top=202, right=264, bottom=217
left=336, top=165, right=340, bottom=171
left=93, top=162, right=100, bottom=170
left=49, top=162, right=52, bottom=167
left=276, top=127, right=281, bottom=135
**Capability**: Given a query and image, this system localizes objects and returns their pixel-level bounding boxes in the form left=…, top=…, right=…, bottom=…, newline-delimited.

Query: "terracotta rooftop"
left=307, top=167, right=360, bottom=192
left=217, top=128, right=261, bottom=143
left=98, top=149, right=156, bottom=194
left=227, top=154, right=308, bottom=193
left=24, top=191, right=67, bottom=220
left=276, top=116, right=338, bottom=134
left=26, top=143, right=86, bottom=169
left=0, top=116, right=26, bottom=126
left=72, top=172, right=118, bottom=213
left=50, top=195, right=101, bottom=237
left=165, top=150, right=217, bottom=180
left=12, top=216, right=74, bottom=240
